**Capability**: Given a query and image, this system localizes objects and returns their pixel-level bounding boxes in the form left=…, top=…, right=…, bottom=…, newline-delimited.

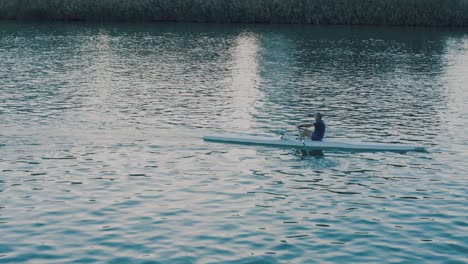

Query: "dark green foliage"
left=0, top=0, right=467, bottom=26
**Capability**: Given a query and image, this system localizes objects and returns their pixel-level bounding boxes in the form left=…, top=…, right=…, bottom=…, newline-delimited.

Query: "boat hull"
left=203, top=134, right=427, bottom=152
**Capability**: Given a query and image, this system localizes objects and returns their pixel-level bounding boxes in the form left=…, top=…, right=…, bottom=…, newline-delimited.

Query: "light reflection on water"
left=0, top=22, right=467, bottom=263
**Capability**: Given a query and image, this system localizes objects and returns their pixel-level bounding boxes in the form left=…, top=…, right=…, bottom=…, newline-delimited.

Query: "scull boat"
left=203, top=134, right=427, bottom=152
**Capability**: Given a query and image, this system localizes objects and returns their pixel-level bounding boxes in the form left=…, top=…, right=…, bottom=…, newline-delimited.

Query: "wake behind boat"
left=203, top=134, right=427, bottom=152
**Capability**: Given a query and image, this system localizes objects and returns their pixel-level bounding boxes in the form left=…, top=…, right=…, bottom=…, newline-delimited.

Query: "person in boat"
left=297, top=112, right=326, bottom=141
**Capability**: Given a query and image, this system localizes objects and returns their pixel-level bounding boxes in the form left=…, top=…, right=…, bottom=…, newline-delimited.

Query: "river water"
left=0, top=22, right=467, bottom=263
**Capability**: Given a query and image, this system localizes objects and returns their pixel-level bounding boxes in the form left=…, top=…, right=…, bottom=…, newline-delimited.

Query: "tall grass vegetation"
left=0, top=0, right=467, bottom=26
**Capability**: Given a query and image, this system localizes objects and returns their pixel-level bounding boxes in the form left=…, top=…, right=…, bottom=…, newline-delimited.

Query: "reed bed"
left=0, top=0, right=467, bottom=26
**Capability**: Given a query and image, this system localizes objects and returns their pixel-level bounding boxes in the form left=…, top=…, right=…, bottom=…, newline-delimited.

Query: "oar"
left=297, top=127, right=307, bottom=148
left=297, top=127, right=302, bottom=138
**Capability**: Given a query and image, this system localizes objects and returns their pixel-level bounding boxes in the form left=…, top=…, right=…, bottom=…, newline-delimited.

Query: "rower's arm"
left=297, top=123, right=313, bottom=128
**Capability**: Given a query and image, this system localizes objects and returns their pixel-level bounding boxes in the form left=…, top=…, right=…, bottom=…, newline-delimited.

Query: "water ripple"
left=0, top=22, right=467, bottom=263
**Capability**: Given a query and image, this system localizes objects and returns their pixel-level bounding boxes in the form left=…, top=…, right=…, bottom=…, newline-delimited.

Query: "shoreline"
left=1, top=20, right=468, bottom=29
left=1, top=0, right=467, bottom=27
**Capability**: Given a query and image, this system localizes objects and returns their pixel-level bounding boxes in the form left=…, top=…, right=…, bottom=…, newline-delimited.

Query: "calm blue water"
left=0, top=22, right=467, bottom=263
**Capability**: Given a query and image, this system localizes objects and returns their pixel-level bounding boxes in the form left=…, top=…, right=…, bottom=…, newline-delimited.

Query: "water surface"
left=0, top=22, right=467, bottom=263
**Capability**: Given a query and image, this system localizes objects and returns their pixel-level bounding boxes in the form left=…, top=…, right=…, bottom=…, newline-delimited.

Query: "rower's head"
left=315, top=112, right=323, bottom=120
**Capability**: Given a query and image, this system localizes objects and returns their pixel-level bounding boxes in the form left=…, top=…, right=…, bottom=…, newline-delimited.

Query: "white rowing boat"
left=203, top=134, right=427, bottom=152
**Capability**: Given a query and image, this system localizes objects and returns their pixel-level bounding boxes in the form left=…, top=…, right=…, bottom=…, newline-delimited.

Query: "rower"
left=297, top=112, right=326, bottom=141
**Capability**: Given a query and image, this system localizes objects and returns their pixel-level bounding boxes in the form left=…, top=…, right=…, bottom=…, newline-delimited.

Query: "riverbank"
left=0, top=0, right=467, bottom=27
